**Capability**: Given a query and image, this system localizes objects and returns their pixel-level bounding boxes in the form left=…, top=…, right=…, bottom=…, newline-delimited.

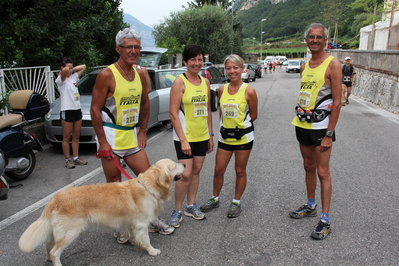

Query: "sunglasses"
left=307, top=35, right=325, bottom=40
left=118, top=45, right=142, bottom=51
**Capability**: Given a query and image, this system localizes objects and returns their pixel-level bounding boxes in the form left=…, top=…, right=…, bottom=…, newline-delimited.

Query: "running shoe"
left=149, top=218, right=175, bottom=235
left=65, top=159, right=75, bottom=169
left=227, top=202, right=241, bottom=218
left=168, top=210, right=183, bottom=228
left=200, top=197, right=220, bottom=212
left=311, top=220, right=331, bottom=240
left=289, top=204, right=317, bottom=219
left=73, top=157, right=88, bottom=165
left=184, top=204, right=206, bottom=220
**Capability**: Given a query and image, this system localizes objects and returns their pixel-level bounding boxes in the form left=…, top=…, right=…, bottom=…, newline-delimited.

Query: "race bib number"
left=74, top=93, right=80, bottom=101
left=122, top=107, right=139, bottom=126
left=193, top=102, right=208, bottom=117
left=343, top=76, right=351, bottom=82
left=297, top=91, right=312, bottom=108
left=222, top=104, right=238, bottom=118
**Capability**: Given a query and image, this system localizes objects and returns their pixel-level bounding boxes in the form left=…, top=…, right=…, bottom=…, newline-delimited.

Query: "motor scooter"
left=0, top=90, right=49, bottom=181
left=0, top=149, right=9, bottom=200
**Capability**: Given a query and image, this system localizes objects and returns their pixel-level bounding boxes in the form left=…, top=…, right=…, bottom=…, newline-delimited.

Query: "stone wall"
left=328, top=50, right=399, bottom=114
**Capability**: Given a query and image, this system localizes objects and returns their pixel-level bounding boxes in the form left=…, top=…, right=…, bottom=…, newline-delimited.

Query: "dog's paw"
left=148, top=247, right=161, bottom=256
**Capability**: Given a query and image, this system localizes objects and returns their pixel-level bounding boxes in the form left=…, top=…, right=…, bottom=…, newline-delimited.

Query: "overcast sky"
left=120, top=0, right=190, bottom=27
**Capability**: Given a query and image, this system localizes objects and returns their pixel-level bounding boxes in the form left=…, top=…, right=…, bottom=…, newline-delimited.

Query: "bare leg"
left=70, top=119, right=82, bottom=158
left=233, top=149, right=251, bottom=200
left=213, top=148, right=233, bottom=197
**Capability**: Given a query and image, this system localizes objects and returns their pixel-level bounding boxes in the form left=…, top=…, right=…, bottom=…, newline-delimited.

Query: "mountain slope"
left=123, top=13, right=155, bottom=47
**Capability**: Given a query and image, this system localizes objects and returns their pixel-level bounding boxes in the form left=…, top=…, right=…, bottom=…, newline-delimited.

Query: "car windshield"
left=137, top=52, right=162, bottom=68
left=157, top=70, right=186, bottom=89
left=289, top=61, right=300, bottom=66
left=77, top=72, right=98, bottom=95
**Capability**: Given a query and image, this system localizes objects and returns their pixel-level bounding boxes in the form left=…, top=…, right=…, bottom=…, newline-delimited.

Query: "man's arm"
left=90, top=68, right=114, bottom=152
left=318, top=58, right=342, bottom=151
left=327, top=59, right=343, bottom=132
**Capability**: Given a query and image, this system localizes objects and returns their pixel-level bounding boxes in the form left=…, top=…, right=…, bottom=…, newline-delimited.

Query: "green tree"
left=153, top=4, right=242, bottom=64
left=0, top=0, right=126, bottom=69
left=185, top=0, right=231, bottom=9
left=349, top=0, right=384, bottom=48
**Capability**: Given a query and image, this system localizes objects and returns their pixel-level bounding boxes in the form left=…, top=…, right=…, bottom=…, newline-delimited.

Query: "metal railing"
left=0, top=66, right=54, bottom=115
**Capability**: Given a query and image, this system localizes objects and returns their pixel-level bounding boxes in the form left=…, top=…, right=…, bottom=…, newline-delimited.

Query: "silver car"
left=241, top=64, right=256, bottom=82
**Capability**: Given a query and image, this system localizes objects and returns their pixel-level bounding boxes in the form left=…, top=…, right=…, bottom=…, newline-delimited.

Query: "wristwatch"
left=325, top=130, right=334, bottom=137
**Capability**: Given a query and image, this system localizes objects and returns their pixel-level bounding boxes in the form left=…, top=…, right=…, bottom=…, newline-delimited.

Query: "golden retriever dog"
left=19, top=159, right=184, bottom=266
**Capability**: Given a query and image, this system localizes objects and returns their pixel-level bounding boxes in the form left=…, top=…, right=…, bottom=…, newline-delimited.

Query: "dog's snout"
left=182, top=163, right=186, bottom=168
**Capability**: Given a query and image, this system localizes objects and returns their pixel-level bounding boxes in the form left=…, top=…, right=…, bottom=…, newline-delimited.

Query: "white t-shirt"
left=55, top=72, right=81, bottom=111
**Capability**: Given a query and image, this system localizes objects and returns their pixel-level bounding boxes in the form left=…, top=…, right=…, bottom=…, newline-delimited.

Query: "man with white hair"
left=91, top=28, right=174, bottom=242
left=290, top=23, right=342, bottom=240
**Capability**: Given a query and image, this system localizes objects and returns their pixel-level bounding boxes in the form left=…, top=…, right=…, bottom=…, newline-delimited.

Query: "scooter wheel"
left=5, top=149, right=36, bottom=181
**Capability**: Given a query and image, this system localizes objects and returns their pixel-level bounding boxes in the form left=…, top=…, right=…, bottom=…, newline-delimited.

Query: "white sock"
left=213, top=196, right=219, bottom=201
left=73, top=156, right=79, bottom=161
left=232, top=199, right=240, bottom=204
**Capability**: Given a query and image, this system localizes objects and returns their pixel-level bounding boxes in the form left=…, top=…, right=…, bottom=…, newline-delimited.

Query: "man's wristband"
left=141, top=128, right=148, bottom=131
left=209, top=133, right=214, bottom=136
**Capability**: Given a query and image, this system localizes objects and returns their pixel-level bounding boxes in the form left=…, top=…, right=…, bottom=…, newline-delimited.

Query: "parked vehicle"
left=286, top=60, right=301, bottom=73
left=249, top=64, right=262, bottom=78
left=0, top=150, right=9, bottom=200
left=44, top=65, right=224, bottom=145
left=241, top=64, right=256, bottom=82
left=0, top=90, right=49, bottom=180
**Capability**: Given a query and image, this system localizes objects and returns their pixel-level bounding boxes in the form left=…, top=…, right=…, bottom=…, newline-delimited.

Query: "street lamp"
left=230, top=0, right=235, bottom=54
left=260, top=18, right=266, bottom=61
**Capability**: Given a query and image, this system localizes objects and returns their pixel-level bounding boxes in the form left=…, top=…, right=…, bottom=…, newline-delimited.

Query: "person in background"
left=290, top=23, right=342, bottom=240
left=168, top=44, right=214, bottom=228
left=341, top=57, right=356, bottom=106
left=200, top=54, right=258, bottom=218
left=55, top=57, right=87, bottom=169
left=90, top=28, right=174, bottom=242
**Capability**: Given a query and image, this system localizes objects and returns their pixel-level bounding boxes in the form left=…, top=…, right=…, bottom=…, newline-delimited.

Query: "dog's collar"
left=137, top=180, right=158, bottom=198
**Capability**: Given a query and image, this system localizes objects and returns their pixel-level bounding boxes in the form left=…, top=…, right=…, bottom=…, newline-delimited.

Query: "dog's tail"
left=19, top=208, right=52, bottom=253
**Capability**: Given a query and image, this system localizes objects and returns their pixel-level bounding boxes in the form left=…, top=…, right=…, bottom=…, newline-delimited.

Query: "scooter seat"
left=0, top=114, right=23, bottom=130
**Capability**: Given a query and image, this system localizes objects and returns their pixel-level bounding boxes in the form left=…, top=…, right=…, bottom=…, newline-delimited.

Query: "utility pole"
left=260, top=19, right=266, bottom=61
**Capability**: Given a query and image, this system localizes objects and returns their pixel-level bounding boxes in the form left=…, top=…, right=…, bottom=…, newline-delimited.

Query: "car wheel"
left=245, top=75, right=250, bottom=83
left=210, top=91, right=218, bottom=112
left=252, top=75, right=256, bottom=82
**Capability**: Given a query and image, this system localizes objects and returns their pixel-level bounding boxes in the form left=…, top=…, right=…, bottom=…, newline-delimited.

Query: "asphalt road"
left=1, top=67, right=399, bottom=266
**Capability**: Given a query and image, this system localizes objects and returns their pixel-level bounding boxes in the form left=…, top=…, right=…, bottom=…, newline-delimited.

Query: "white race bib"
left=222, top=104, right=238, bottom=118
left=122, top=107, right=139, bottom=126
left=193, top=102, right=208, bottom=117
left=297, top=91, right=312, bottom=108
